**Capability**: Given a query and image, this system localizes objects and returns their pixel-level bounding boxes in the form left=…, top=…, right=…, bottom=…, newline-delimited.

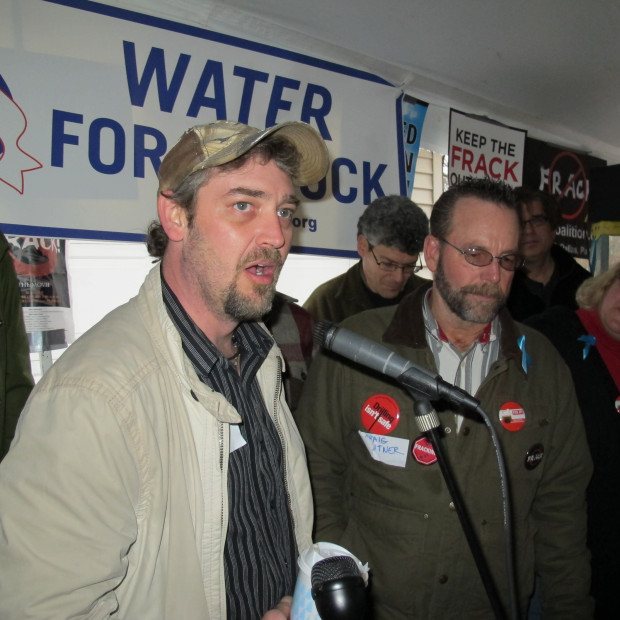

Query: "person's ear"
left=157, top=193, right=188, bottom=242
left=424, top=235, right=441, bottom=274
left=357, top=235, right=369, bottom=257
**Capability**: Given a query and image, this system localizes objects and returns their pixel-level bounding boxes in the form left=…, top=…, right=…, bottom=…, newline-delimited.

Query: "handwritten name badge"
left=359, top=431, right=409, bottom=468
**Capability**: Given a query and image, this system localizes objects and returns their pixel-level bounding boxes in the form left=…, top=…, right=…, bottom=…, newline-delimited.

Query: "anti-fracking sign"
left=0, top=0, right=410, bottom=258
left=448, top=109, right=527, bottom=187
left=523, top=137, right=606, bottom=259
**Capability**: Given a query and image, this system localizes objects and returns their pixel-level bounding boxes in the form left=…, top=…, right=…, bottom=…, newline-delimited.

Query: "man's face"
left=425, top=197, right=520, bottom=324
left=358, top=236, right=420, bottom=299
left=181, top=156, right=297, bottom=322
left=519, top=199, right=556, bottom=262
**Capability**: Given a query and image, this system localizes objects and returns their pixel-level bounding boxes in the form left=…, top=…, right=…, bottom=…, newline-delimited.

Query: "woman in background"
left=526, top=263, right=620, bottom=619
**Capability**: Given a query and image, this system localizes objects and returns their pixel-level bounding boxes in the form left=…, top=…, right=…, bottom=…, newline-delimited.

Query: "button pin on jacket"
left=499, top=401, right=526, bottom=432
left=525, top=444, right=544, bottom=470
left=360, top=394, right=400, bottom=435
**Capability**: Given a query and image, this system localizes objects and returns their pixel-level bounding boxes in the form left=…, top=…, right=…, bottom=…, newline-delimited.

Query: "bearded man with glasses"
left=296, top=177, right=592, bottom=619
left=506, top=187, right=591, bottom=321
left=304, top=195, right=429, bottom=323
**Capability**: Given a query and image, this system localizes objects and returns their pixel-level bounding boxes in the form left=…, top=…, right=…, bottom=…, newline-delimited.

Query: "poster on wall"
left=0, top=0, right=409, bottom=258
left=588, top=164, right=620, bottom=238
left=401, top=94, right=428, bottom=194
left=522, top=137, right=606, bottom=260
left=448, top=109, right=527, bottom=187
left=7, top=236, right=74, bottom=351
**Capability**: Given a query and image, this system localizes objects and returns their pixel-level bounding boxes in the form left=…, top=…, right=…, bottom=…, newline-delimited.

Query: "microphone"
left=314, top=320, right=479, bottom=411
left=311, top=555, right=368, bottom=620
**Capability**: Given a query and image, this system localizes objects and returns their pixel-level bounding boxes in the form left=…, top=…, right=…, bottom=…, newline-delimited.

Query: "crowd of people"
left=0, top=119, right=617, bottom=620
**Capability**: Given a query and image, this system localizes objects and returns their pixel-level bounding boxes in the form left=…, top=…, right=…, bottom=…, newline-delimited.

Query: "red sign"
left=412, top=437, right=437, bottom=465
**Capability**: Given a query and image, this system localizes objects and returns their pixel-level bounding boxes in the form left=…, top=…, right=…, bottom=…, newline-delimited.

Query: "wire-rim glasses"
left=439, top=238, right=524, bottom=272
left=369, top=245, right=423, bottom=274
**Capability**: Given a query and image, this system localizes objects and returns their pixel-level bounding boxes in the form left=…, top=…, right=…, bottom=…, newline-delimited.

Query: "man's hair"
left=576, top=262, right=617, bottom=309
left=356, top=195, right=429, bottom=255
left=514, top=186, right=561, bottom=229
left=146, top=134, right=301, bottom=258
left=430, top=177, right=518, bottom=239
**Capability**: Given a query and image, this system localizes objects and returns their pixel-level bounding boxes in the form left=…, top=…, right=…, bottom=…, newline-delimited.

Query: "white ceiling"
left=100, top=0, right=620, bottom=163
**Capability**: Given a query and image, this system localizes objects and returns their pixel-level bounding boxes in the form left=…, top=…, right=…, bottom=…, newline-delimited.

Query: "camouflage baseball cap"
left=157, top=120, right=329, bottom=192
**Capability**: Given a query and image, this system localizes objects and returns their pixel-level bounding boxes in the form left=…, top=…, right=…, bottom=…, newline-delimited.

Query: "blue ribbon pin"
left=518, top=335, right=532, bottom=373
left=577, top=335, right=596, bottom=360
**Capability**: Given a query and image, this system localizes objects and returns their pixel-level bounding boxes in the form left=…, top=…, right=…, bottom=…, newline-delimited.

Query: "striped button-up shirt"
left=422, top=290, right=501, bottom=431
left=162, top=276, right=297, bottom=619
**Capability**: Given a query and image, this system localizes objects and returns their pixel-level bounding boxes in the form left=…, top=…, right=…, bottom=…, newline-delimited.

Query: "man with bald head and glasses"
left=296, top=178, right=592, bottom=619
left=303, top=194, right=429, bottom=324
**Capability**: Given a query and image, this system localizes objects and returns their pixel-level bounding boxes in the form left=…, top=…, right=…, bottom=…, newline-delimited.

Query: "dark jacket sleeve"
left=294, top=346, right=352, bottom=543
left=0, top=234, right=34, bottom=461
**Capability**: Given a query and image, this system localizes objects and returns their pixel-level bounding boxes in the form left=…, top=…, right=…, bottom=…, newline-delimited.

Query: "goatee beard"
left=434, top=257, right=506, bottom=324
left=224, top=249, right=283, bottom=321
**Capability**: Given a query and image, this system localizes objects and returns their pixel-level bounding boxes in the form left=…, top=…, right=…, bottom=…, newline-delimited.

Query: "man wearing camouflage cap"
left=0, top=120, right=329, bottom=619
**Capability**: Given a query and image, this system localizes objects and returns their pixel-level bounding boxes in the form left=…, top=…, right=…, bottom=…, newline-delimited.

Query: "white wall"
left=30, top=240, right=359, bottom=380
left=66, top=239, right=358, bottom=339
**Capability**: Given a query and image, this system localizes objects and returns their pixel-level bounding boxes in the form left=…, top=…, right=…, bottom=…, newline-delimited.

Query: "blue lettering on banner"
left=123, top=41, right=190, bottom=112
left=51, top=110, right=82, bottom=167
left=291, top=218, right=317, bottom=233
left=48, top=41, right=389, bottom=203
left=51, top=108, right=388, bottom=201
left=51, top=110, right=168, bottom=178
left=187, top=59, right=227, bottom=118
left=133, top=125, right=168, bottom=178
left=89, top=118, right=125, bottom=174
left=233, top=66, right=269, bottom=124
left=122, top=41, right=335, bottom=140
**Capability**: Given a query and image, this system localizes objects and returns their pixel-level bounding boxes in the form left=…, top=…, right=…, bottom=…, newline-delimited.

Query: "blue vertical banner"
left=401, top=94, right=428, bottom=193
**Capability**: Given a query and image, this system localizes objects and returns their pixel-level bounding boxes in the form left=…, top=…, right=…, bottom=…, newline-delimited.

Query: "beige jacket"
left=0, top=266, right=313, bottom=619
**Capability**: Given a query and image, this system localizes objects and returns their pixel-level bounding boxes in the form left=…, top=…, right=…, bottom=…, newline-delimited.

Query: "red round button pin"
left=361, top=394, right=400, bottom=435
left=499, top=401, right=526, bottom=432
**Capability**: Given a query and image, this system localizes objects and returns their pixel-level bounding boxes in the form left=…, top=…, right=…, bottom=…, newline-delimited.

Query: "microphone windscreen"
left=311, top=555, right=360, bottom=588
left=313, top=320, right=334, bottom=347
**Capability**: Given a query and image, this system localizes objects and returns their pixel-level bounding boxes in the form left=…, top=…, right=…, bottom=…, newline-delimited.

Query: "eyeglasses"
left=369, top=245, right=423, bottom=274
left=521, top=214, right=549, bottom=229
left=439, top=238, right=524, bottom=272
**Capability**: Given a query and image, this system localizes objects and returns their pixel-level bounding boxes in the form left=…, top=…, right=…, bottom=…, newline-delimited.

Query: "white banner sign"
left=448, top=109, right=527, bottom=188
left=0, top=0, right=406, bottom=257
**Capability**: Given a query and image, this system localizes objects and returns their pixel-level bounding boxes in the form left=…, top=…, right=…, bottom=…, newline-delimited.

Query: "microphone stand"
left=412, top=394, right=508, bottom=620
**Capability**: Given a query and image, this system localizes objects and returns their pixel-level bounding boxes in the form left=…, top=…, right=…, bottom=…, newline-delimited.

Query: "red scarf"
left=577, top=308, right=620, bottom=392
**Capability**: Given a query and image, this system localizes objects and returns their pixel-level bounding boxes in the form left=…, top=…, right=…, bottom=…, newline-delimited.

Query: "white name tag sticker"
left=230, top=424, right=247, bottom=453
left=359, top=431, right=409, bottom=468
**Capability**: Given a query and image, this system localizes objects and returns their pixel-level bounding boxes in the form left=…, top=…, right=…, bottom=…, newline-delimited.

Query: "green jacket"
left=296, top=285, right=593, bottom=619
left=0, top=233, right=33, bottom=461
left=303, top=260, right=428, bottom=324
